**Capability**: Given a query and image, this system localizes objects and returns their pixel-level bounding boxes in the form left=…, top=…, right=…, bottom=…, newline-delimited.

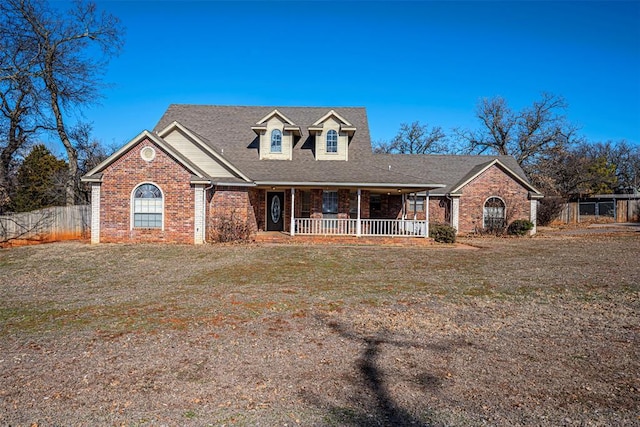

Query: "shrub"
left=537, top=197, right=565, bottom=226
left=507, top=219, right=534, bottom=236
left=210, top=210, right=252, bottom=243
left=429, top=223, right=456, bottom=243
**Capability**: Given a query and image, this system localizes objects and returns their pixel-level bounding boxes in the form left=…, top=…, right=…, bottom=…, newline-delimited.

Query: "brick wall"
left=249, top=188, right=264, bottom=232
left=457, top=165, right=531, bottom=233
left=207, top=186, right=259, bottom=240
left=100, top=138, right=195, bottom=243
left=429, top=197, right=450, bottom=224
left=360, top=191, right=370, bottom=219
left=370, top=194, right=403, bottom=219
left=337, top=189, right=351, bottom=219
left=307, top=189, right=321, bottom=219
left=401, top=196, right=449, bottom=223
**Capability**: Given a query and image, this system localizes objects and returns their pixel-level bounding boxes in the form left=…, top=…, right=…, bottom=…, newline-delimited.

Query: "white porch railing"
left=293, top=218, right=427, bottom=237
left=294, top=218, right=357, bottom=235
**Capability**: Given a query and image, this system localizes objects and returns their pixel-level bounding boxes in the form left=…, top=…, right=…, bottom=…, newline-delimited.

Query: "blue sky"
left=66, top=0, right=640, bottom=153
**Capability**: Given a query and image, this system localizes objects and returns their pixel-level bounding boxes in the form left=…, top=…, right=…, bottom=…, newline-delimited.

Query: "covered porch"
left=256, top=183, right=443, bottom=238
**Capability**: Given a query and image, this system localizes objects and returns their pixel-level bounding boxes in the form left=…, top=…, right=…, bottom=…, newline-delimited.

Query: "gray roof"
left=151, top=104, right=539, bottom=194
left=374, top=154, right=535, bottom=194
left=153, top=105, right=440, bottom=188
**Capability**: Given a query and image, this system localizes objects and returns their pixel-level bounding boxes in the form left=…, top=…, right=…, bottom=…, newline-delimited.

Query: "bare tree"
left=530, top=140, right=639, bottom=199
left=456, top=93, right=578, bottom=171
left=71, top=121, right=113, bottom=204
left=0, top=0, right=50, bottom=212
left=7, top=0, right=124, bottom=205
left=374, top=121, right=447, bottom=154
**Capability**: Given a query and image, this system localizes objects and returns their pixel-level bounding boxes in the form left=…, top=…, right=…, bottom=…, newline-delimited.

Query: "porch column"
left=530, top=199, right=538, bottom=235
left=90, top=182, right=101, bottom=244
left=412, top=193, right=417, bottom=220
left=356, top=188, right=362, bottom=237
left=451, top=196, right=460, bottom=232
left=194, top=184, right=205, bottom=244
left=290, top=187, right=295, bottom=236
left=425, top=192, right=430, bottom=238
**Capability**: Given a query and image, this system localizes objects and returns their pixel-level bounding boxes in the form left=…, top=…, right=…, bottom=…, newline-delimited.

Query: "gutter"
left=254, top=180, right=445, bottom=190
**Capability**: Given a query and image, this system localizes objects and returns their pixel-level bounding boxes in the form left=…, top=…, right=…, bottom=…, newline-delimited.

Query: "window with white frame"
left=270, top=129, right=282, bottom=153
left=133, top=183, right=163, bottom=228
left=349, top=191, right=358, bottom=218
left=483, top=197, right=505, bottom=231
left=301, top=191, right=311, bottom=218
left=322, top=191, right=338, bottom=215
left=408, top=196, right=425, bottom=212
left=326, top=130, right=338, bottom=153
left=370, top=193, right=382, bottom=214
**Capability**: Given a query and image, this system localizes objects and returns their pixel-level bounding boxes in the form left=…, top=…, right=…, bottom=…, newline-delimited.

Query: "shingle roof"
left=374, top=154, right=534, bottom=194
left=152, top=104, right=539, bottom=194
left=153, top=105, right=441, bottom=188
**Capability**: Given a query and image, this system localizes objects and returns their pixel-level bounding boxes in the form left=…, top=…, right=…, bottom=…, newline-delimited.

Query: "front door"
left=266, top=192, right=285, bottom=231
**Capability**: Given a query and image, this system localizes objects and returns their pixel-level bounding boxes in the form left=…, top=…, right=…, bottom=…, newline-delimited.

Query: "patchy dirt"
left=1, top=233, right=638, bottom=426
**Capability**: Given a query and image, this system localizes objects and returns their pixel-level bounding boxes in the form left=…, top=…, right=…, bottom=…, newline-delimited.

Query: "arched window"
left=270, top=129, right=282, bottom=153
left=133, top=183, right=163, bottom=229
left=483, top=197, right=505, bottom=231
left=326, top=130, right=338, bottom=153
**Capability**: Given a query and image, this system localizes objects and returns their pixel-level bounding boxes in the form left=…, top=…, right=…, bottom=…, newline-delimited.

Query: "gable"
left=161, top=128, right=237, bottom=178
left=374, top=154, right=542, bottom=198
left=450, top=159, right=541, bottom=196
left=308, top=111, right=356, bottom=161
left=82, top=130, right=208, bottom=181
left=153, top=106, right=375, bottom=168
left=251, top=111, right=299, bottom=160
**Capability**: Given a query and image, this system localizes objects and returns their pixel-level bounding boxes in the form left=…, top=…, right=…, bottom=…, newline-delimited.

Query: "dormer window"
left=271, top=129, right=282, bottom=153
left=326, top=130, right=338, bottom=153
left=308, top=110, right=356, bottom=161
left=252, top=109, right=301, bottom=160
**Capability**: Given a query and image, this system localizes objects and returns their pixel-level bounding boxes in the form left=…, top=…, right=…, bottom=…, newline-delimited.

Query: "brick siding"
left=99, top=138, right=195, bottom=243
left=98, top=147, right=533, bottom=243
left=457, top=165, right=531, bottom=233
left=207, top=186, right=259, bottom=240
left=428, top=197, right=450, bottom=224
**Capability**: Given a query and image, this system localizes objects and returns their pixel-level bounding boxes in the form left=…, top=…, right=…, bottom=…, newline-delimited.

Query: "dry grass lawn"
left=1, top=230, right=639, bottom=426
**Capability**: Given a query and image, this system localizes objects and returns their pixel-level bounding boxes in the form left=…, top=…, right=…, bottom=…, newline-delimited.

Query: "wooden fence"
left=0, top=205, right=90, bottom=243
left=557, top=198, right=640, bottom=224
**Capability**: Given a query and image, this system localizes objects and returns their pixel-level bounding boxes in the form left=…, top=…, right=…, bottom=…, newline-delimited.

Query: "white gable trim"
left=158, top=121, right=252, bottom=182
left=255, top=109, right=297, bottom=126
left=82, top=130, right=207, bottom=180
left=450, top=159, right=542, bottom=195
left=311, top=109, right=354, bottom=127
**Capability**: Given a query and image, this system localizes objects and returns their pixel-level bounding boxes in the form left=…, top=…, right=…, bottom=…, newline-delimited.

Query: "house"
left=81, top=105, right=543, bottom=244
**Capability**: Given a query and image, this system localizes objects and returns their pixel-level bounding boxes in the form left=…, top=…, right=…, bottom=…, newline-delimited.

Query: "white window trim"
left=326, top=130, right=338, bottom=154
left=483, top=196, right=506, bottom=229
left=322, top=190, right=339, bottom=215
left=408, top=196, right=425, bottom=212
left=130, top=182, right=165, bottom=231
left=270, top=129, right=282, bottom=153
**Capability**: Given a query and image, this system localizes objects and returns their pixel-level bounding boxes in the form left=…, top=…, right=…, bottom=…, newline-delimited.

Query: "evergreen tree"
left=11, top=144, right=67, bottom=212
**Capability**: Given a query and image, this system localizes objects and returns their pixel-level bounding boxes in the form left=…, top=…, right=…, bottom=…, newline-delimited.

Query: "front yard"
left=1, top=231, right=638, bottom=426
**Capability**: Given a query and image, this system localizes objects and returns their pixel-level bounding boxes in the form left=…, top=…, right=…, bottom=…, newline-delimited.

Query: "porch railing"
left=294, top=218, right=357, bottom=235
left=293, top=218, right=427, bottom=237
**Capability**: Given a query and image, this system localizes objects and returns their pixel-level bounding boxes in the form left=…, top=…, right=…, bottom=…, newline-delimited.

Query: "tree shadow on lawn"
left=304, top=317, right=460, bottom=427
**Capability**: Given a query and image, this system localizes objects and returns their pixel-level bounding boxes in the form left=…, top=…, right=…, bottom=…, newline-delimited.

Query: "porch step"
left=255, top=232, right=433, bottom=246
